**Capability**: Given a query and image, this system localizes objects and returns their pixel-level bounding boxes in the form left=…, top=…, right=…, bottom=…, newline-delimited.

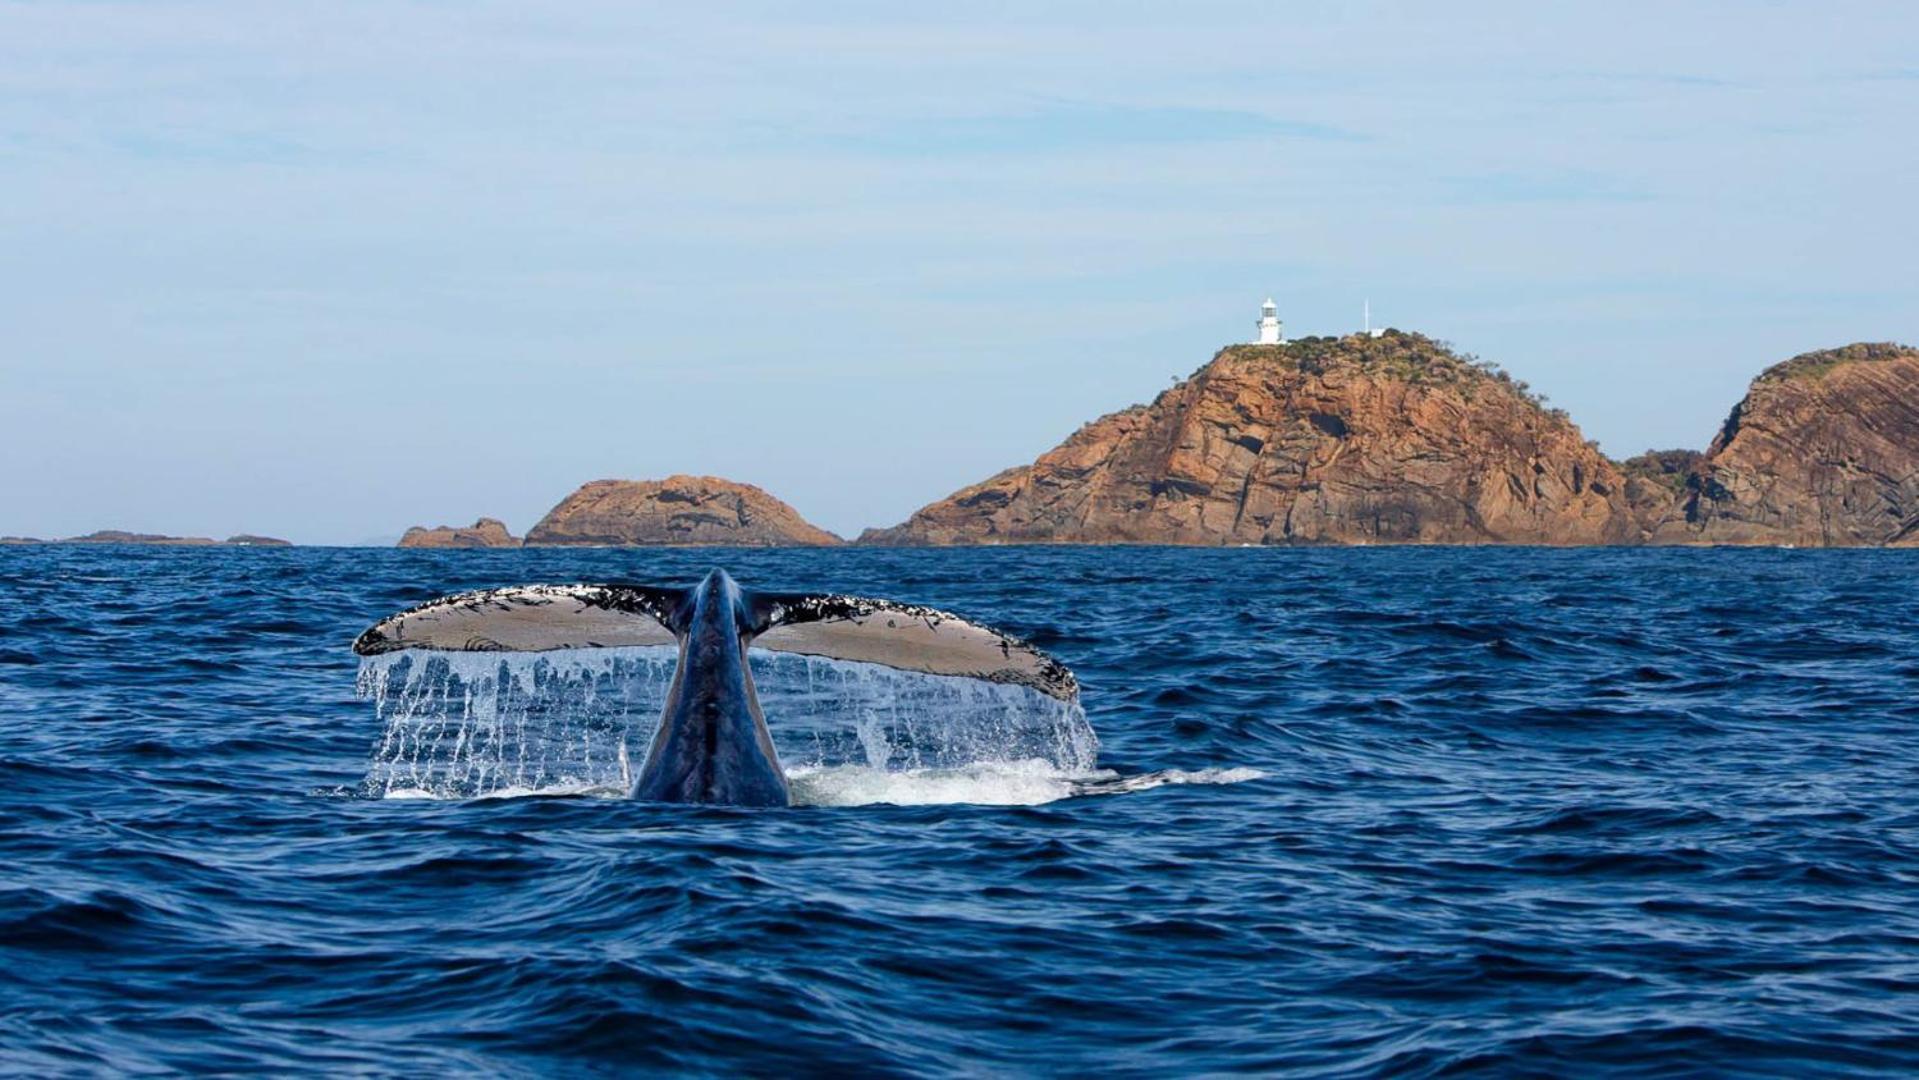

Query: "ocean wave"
left=1, top=545, right=1915, bottom=1074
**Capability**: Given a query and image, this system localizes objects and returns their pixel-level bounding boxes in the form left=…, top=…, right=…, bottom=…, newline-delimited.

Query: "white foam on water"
left=1070, top=766, right=1268, bottom=797
left=792, top=763, right=1268, bottom=807
left=790, top=759, right=1078, bottom=807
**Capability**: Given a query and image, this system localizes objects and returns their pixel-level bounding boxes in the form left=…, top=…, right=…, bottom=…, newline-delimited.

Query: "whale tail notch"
left=352, top=579, right=1076, bottom=702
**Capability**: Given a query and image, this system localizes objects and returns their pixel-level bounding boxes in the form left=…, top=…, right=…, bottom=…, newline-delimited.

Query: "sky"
left=2, top=2, right=1915, bottom=544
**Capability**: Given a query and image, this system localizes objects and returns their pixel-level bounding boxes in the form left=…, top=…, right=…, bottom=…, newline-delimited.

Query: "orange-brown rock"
left=526, top=476, right=841, bottom=547
left=861, top=332, right=1637, bottom=546
left=397, top=518, right=522, bottom=549
left=1649, top=343, right=1919, bottom=546
left=1620, top=449, right=1705, bottom=529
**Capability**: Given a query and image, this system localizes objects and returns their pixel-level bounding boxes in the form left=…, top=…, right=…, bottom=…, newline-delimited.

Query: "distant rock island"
left=409, top=475, right=838, bottom=549
left=397, top=518, right=522, bottom=549
left=1, top=531, right=293, bottom=547
left=860, top=334, right=1919, bottom=548
left=526, top=476, right=841, bottom=547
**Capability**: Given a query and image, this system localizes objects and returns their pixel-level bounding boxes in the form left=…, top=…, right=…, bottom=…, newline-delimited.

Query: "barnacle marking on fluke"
left=352, top=581, right=1078, bottom=700
left=350, top=583, right=680, bottom=655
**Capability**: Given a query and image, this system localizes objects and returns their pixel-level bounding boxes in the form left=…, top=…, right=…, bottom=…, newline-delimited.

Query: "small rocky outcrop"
left=63, top=530, right=220, bottom=546
left=1650, top=343, right=1919, bottom=546
left=53, top=531, right=292, bottom=546
left=397, top=518, right=522, bottom=549
left=861, top=331, right=1637, bottom=546
left=526, top=476, right=841, bottom=547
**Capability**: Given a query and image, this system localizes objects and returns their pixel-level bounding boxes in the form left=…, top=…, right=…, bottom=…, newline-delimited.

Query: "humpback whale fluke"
left=351, top=569, right=1078, bottom=806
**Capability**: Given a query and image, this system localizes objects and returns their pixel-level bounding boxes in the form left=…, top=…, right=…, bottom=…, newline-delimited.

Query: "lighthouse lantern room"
left=1255, top=298, right=1285, bottom=345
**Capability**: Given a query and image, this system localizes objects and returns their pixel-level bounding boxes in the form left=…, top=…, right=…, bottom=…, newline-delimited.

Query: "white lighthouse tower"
left=1255, top=298, right=1285, bottom=345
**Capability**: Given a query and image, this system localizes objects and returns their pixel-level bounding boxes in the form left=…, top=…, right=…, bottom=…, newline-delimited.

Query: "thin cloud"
left=1440, top=170, right=1653, bottom=205
left=815, top=102, right=1365, bottom=155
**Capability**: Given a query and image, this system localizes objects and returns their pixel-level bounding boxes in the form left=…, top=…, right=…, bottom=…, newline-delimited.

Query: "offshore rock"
left=63, top=530, right=220, bottom=545
left=52, top=531, right=294, bottom=546
left=526, top=475, right=842, bottom=547
left=862, top=331, right=1636, bottom=546
left=397, top=517, right=522, bottom=549
left=1652, top=343, right=1919, bottom=546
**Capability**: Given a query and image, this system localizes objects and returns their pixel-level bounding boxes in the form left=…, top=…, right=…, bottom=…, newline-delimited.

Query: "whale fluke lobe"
left=351, top=584, right=684, bottom=655
left=351, top=582, right=1074, bottom=700
left=350, top=569, right=1080, bottom=806
left=750, top=593, right=1078, bottom=702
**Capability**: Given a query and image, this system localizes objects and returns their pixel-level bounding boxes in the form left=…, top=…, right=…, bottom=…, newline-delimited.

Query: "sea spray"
left=355, top=647, right=676, bottom=798
left=753, top=650, right=1097, bottom=774
left=356, top=646, right=1098, bottom=799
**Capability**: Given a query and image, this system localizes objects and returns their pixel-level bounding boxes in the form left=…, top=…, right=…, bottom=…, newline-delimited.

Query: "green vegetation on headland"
left=1756, top=342, right=1911, bottom=385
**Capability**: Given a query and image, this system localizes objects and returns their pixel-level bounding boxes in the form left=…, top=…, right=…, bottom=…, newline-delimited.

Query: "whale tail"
left=352, top=579, right=1077, bottom=701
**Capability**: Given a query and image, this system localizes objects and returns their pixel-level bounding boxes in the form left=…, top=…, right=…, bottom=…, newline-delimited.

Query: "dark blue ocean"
left=2, top=546, right=1916, bottom=1077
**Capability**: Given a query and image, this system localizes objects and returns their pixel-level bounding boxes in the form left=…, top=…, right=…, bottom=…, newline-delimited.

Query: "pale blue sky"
left=2, top=2, right=1915, bottom=543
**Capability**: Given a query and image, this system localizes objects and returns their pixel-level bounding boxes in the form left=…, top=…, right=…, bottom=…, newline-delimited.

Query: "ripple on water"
left=0, top=545, right=1914, bottom=1075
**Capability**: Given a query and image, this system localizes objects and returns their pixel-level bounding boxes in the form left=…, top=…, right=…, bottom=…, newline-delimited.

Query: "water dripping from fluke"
left=354, top=647, right=1228, bottom=806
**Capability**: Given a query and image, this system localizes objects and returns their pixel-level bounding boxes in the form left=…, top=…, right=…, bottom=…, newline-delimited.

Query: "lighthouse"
left=1255, top=298, right=1285, bottom=345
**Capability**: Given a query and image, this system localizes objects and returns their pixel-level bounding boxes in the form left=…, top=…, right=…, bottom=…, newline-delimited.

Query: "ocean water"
left=1, top=545, right=1915, bottom=1076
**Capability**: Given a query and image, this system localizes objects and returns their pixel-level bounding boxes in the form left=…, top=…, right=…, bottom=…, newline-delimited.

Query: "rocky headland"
left=861, top=332, right=1639, bottom=546
left=1641, top=344, right=1919, bottom=547
left=857, top=335, right=1919, bottom=548
left=397, top=518, right=522, bottom=549
left=525, top=475, right=842, bottom=547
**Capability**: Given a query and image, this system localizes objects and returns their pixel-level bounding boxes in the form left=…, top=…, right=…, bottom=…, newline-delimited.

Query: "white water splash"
left=754, top=650, right=1097, bottom=775
left=355, top=646, right=1102, bottom=802
left=790, top=762, right=1266, bottom=808
left=355, top=648, right=674, bottom=799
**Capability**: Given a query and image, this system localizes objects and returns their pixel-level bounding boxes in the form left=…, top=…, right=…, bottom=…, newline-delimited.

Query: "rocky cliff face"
left=1650, top=343, right=1919, bottom=546
left=1620, top=450, right=1706, bottom=530
left=526, top=476, right=841, bottom=547
left=397, top=518, right=522, bottom=549
left=862, top=332, right=1636, bottom=546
